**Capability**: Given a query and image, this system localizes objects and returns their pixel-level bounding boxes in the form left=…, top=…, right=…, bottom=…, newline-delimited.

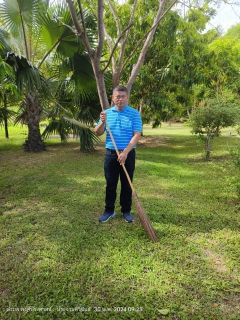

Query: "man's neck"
left=116, top=105, right=127, bottom=112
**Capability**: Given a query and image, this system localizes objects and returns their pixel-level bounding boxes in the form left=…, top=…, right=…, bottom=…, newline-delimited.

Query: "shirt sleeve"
left=133, top=110, right=142, bottom=132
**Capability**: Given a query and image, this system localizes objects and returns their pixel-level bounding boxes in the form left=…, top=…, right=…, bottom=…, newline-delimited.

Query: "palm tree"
left=0, top=0, right=100, bottom=152
left=42, top=52, right=102, bottom=151
left=0, top=57, right=19, bottom=138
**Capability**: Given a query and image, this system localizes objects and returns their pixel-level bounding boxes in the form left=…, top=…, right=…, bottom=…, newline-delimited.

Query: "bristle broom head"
left=133, top=192, right=158, bottom=243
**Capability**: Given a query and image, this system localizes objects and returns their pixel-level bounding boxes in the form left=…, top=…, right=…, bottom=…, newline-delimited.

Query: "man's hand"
left=94, top=112, right=106, bottom=136
left=100, top=111, right=107, bottom=123
left=117, top=131, right=141, bottom=164
left=117, top=150, right=128, bottom=165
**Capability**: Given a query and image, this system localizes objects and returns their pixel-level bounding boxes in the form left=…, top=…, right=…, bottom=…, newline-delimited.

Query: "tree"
left=0, top=0, right=50, bottom=151
left=224, top=23, right=240, bottom=41
left=65, top=0, right=178, bottom=112
left=128, top=9, right=181, bottom=124
left=207, top=37, right=240, bottom=99
left=189, top=98, right=240, bottom=160
left=124, top=4, right=218, bottom=125
left=0, top=0, right=100, bottom=152
left=0, top=56, right=19, bottom=138
left=41, top=53, right=102, bottom=151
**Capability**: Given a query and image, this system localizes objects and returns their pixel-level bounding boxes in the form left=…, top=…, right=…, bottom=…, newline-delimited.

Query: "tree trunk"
left=205, top=133, right=213, bottom=161
left=23, top=93, right=46, bottom=152
left=90, top=58, right=110, bottom=110
left=139, top=96, right=145, bottom=115
left=3, top=91, right=9, bottom=139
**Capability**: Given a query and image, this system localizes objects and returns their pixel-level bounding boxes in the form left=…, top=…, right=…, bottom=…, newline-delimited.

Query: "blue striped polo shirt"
left=96, top=105, right=142, bottom=150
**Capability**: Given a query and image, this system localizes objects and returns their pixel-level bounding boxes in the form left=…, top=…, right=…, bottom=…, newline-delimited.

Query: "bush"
left=189, top=99, right=240, bottom=160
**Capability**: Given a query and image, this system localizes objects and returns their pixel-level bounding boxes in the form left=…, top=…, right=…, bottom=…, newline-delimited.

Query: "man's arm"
left=94, top=112, right=106, bottom=136
left=124, top=131, right=141, bottom=154
left=117, top=131, right=141, bottom=165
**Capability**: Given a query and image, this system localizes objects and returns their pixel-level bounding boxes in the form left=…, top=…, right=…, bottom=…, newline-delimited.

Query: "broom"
left=104, top=118, right=158, bottom=243
left=64, top=114, right=158, bottom=242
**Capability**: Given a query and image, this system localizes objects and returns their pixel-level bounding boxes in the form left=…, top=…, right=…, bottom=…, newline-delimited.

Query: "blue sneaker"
left=123, top=212, right=134, bottom=223
left=99, top=212, right=116, bottom=222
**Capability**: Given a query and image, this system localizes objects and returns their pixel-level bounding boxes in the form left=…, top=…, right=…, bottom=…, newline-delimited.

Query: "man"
left=94, top=85, right=142, bottom=223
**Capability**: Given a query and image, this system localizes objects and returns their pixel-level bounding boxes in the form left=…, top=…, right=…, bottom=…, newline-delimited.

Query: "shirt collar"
left=112, top=105, right=129, bottom=112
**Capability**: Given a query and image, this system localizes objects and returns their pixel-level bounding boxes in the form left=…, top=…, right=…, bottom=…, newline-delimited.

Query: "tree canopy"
left=0, top=0, right=239, bottom=152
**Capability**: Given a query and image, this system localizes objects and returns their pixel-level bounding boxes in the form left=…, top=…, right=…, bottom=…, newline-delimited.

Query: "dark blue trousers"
left=104, top=149, right=135, bottom=214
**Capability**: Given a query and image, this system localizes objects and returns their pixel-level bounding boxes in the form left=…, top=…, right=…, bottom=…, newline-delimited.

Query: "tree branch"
left=107, top=0, right=121, bottom=36
left=123, top=0, right=178, bottom=71
left=103, top=0, right=137, bottom=84
left=116, top=0, right=138, bottom=81
left=103, top=23, right=116, bottom=71
left=66, top=0, right=83, bottom=35
left=53, top=17, right=78, bottom=35
left=66, top=0, right=109, bottom=110
left=102, top=22, right=133, bottom=73
left=96, top=0, right=105, bottom=60
left=66, top=0, right=93, bottom=55
left=77, top=0, right=87, bottom=34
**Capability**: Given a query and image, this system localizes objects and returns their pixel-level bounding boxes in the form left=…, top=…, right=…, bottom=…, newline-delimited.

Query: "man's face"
left=112, top=91, right=128, bottom=110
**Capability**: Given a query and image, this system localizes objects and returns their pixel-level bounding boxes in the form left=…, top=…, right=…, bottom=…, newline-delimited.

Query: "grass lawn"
left=0, top=123, right=240, bottom=320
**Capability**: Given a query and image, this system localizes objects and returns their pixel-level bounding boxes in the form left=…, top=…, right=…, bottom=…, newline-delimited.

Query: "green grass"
left=0, top=124, right=240, bottom=320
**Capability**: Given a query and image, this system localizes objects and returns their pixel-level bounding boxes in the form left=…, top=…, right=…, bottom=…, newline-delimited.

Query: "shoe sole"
left=99, top=212, right=116, bottom=223
left=123, top=214, right=134, bottom=223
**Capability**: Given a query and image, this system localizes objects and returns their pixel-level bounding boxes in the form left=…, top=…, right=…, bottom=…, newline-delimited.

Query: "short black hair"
left=113, top=85, right=128, bottom=94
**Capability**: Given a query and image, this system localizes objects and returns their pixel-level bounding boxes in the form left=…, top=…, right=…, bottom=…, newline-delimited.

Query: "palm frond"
left=0, top=0, right=39, bottom=34
left=36, top=2, right=86, bottom=67
left=63, top=116, right=99, bottom=152
left=42, top=115, right=99, bottom=152
left=6, top=52, right=46, bottom=92
left=0, top=27, right=13, bottom=55
left=76, top=100, right=101, bottom=125
left=0, top=56, right=14, bottom=80
left=42, top=117, right=69, bottom=141
left=0, top=106, right=16, bottom=125
left=58, top=53, right=97, bottom=101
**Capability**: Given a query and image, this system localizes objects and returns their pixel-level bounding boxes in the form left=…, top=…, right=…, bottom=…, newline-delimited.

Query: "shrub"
left=189, top=99, right=240, bottom=160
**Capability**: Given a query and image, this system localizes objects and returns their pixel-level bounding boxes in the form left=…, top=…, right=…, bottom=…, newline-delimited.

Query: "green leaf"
left=158, top=309, right=170, bottom=315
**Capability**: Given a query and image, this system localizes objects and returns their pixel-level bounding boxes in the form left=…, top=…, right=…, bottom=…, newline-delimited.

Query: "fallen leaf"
left=158, top=309, right=170, bottom=315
